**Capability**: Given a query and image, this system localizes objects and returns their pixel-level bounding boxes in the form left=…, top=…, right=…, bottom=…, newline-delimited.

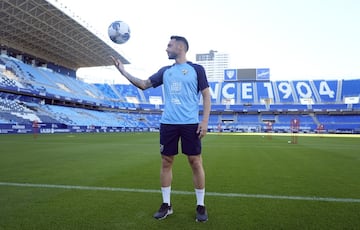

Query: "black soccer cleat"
left=153, top=203, right=173, bottom=220
left=196, top=205, right=208, bottom=222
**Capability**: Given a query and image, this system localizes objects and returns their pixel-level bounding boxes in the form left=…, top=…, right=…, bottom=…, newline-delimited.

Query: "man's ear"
left=177, top=42, right=185, bottom=51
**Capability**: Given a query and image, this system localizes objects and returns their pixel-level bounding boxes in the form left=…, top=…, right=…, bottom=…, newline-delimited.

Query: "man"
left=32, top=119, right=39, bottom=139
left=111, top=35, right=211, bottom=222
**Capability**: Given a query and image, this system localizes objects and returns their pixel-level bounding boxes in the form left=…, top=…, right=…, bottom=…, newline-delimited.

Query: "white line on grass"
left=1, top=181, right=359, bottom=203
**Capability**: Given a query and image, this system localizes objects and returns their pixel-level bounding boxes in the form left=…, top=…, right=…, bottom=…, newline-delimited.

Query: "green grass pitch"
left=0, top=132, right=359, bottom=229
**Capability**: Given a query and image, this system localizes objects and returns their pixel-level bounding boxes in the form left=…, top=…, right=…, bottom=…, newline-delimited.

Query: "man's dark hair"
left=171, top=35, right=189, bottom=52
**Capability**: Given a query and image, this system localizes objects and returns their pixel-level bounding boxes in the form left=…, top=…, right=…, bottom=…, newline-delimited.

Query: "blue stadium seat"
left=1, top=53, right=360, bottom=133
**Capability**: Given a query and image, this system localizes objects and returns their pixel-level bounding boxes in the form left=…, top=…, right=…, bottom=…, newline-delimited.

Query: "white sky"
left=50, top=0, right=360, bottom=84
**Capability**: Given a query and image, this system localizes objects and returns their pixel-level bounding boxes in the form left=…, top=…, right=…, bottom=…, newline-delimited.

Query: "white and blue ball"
left=108, top=20, right=130, bottom=44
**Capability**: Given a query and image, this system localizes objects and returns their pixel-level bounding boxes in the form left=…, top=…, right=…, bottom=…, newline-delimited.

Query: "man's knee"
left=188, top=155, right=203, bottom=168
left=162, top=155, right=174, bottom=168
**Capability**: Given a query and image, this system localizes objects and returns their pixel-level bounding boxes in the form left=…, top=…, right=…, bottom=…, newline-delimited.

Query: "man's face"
left=166, top=39, right=180, bottom=59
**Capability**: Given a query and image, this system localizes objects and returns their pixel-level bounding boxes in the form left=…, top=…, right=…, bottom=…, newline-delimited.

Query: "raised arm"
left=111, top=56, right=152, bottom=90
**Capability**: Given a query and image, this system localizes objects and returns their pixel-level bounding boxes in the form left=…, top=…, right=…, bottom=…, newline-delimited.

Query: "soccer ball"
left=108, top=20, right=130, bottom=44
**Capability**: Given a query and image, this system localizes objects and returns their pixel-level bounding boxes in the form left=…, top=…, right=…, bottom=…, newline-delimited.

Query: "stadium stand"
left=1, top=53, right=360, bottom=134
left=0, top=0, right=359, bottom=135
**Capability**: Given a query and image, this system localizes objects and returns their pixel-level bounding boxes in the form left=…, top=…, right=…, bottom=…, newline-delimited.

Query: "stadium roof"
left=0, top=0, right=129, bottom=70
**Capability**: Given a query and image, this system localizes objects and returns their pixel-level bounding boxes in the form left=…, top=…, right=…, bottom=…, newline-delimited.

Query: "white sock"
left=161, top=186, right=171, bottom=205
left=195, top=188, right=205, bottom=206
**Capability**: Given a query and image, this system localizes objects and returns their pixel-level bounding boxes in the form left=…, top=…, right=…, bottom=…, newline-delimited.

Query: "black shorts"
left=160, top=123, right=201, bottom=156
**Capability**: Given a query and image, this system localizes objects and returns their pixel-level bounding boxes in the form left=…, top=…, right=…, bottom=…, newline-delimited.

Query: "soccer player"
left=111, top=35, right=211, bottom=222
left=32, top=119, right=39, bottom=139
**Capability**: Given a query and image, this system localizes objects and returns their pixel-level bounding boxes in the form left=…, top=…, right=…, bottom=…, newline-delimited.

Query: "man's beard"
left=167, top=53, right=177, bottom=60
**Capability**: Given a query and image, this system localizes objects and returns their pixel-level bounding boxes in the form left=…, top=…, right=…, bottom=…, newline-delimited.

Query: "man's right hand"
left=111, top=56, right=125, bottom=75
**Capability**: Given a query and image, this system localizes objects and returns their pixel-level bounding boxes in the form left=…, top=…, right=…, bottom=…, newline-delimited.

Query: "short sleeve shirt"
left=149, top=62, right=209, bottom=124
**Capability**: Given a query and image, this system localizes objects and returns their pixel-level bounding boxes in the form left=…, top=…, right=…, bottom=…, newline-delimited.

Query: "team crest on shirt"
left=182, top=69, right=188, bottom=75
